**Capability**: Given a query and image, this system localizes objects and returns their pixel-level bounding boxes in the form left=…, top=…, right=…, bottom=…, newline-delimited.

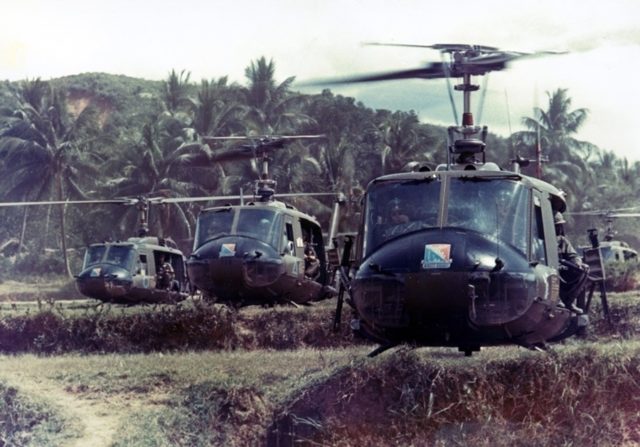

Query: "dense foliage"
left=1, top=60, right=639, bottom=273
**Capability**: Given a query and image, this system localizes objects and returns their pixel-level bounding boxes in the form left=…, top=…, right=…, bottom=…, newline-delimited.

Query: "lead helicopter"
left=0, top=196, right=195, bottom=304
left=186, top=135, right=346, bottom=306
left=317, top=43, right=586, bottom=356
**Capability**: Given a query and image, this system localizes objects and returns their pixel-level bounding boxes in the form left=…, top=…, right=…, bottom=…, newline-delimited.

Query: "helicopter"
left=318, top=43, right=586, bottom=356
left=186, top=135, right=346, bottom=306
left=0, top=196, right=193, bottom=304
left=568, top=209, right=639, bottom=268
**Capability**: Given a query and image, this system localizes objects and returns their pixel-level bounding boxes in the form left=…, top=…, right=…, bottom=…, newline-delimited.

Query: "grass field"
left=1, top=281, right=640, bottom=446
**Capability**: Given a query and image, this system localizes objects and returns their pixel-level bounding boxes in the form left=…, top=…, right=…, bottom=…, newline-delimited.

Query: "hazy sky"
left=2, top=0, right=639, bottom=161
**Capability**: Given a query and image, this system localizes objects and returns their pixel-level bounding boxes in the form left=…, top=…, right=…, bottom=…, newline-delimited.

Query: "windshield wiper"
left=459, top=174, right=521, bottom=181
left=401, top=176, right=438, bottom=185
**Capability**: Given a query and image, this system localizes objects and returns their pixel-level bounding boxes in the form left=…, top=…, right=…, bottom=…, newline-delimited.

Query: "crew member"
left=304, top=242, right=320, bottom=280
left=555, top=212, right=589, bottom=313
left=157, top=255, right=176, bottom=290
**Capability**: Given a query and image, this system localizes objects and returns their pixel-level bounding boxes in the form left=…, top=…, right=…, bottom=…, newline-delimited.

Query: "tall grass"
left=3, top=342, right=640, bottom=446
left=0, top=382, right=70, bottom=446
left=0, top=300, right=360, bottom=354
left=272, top=343, right=640, bottom=446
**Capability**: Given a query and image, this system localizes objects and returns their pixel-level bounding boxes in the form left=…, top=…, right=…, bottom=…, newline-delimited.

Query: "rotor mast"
left=256, top=148, right=277, bottom=202
left=447, top=65, right=487, bottom=169
left=135, top=198, right=150, bottom=236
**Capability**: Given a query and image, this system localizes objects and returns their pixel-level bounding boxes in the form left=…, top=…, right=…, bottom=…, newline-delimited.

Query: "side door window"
left=531, top=194, right=547, bottom=265
left=283, top=219, right=295, bottom=255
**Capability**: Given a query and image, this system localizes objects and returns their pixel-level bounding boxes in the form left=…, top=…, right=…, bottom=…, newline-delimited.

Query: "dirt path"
left=1, top=368, right=135, bottom=447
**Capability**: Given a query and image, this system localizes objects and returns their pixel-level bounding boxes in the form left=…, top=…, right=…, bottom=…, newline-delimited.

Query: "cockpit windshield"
left=194, top=207, right=283, bottom=250
left=236, top=208, right=282, bottom=249
left=194, top=208, right=234, bottom=249
left=363, top=176, right=530, bottom=257
left=83, top=245, right=107, bottom=268
left=104, top=245, right=135, bottom=269
left=447, top=178, right=529, bottom=255
left=364, top=179, right=441, bottom=256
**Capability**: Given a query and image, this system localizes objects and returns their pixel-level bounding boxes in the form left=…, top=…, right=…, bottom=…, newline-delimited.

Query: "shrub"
left=12, top=252, right=66, bottom=276
left=605, top=261, right=640, bottom=292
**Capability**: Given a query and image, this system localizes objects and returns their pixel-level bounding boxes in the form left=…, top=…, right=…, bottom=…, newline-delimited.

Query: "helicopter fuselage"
left=187, top=201, right=335, bottom=306
left=349, top=168, right=585, bottom=353
left=75, top=237, right=188, bottom=304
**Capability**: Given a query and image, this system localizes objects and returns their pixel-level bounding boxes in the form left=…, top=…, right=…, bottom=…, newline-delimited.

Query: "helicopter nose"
left=187, top=235, right=283, bottom=295
left=76, top=265, right=132, bottom=300
left=352, top=277, right=409, bottom=329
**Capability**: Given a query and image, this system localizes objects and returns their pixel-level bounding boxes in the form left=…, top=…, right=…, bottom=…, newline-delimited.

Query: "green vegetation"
left=0, top=292, right=636, bottom=445
left=605, top=260, right=640, bottom=292
left=0, top=382, right=70, bottom=446
left=3, top=342, right=640, bottom=446
left=0, top=299, right=360, bottom=354
left=1, top=59, right=640, bottom=445
left=1, top=290, right=639, bottom=356
left=1, top=60, right=637, bottom=271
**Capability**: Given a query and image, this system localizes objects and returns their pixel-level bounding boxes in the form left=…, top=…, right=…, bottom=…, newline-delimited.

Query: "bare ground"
left=0, top=359, right=168, bottom=447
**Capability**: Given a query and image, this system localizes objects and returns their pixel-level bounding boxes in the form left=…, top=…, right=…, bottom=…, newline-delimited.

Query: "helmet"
left=554, top=212, right=566, bottom=225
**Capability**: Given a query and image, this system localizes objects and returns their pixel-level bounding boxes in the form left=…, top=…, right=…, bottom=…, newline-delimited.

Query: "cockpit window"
left=364, top=179, right=441, bottom=256
left=83, top=245, right=107, bottom=268
left=104, top=245, right=135, bottom=269
left=237, top=208, right=282, bottom=249
left=363, top=176, right=530, bottom=257
left=194, top=208, right=234, bottom=249
left=448, top=178, right=529, bottom=255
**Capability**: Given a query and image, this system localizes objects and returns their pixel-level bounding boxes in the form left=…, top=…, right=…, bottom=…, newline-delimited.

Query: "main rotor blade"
left=274, top=192, right=342, bottom=199
left=203, top=134, right=325, bottom=142
left=607, top=213, right=640, bottom=218
left=0, top=199, right=129, bottom=207
left=364, top=42, right=500, bottom=52
left=203, top=134, right=326, bottom=162
left=207, top=146, right=256, bottom=162
left=568, top=206, right=640, bottom=217
left=157, top=195, right=245, bottom=204
left=303, top=43, right=567, bottom=88
left=309, top=64, right=449, bottom=86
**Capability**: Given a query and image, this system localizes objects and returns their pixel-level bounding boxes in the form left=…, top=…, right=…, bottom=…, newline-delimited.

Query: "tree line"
left=0, top=57, right=638, bottom=276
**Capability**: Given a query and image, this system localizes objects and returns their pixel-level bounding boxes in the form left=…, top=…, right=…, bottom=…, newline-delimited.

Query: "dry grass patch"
left=0, top=348, right=368, bottom=446
left=271, top=342, right=640, bottom=446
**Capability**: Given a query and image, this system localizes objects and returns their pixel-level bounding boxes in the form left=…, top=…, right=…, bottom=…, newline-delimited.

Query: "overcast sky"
left=2, top=0, right=639, bottom=161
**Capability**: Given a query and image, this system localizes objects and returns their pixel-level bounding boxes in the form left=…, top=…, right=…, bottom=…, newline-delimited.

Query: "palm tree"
left=188, top=77, right=246, bottom=137
left=163, top=69, right=191, bottom=115
left=101, top=118, right=199, bottom=241
left=378, top=110, right=435, bottom=174
left=0, top=79, right=102, bottom=276
left=511, top=88, right=596, bottom=201
left=513, top=88, right=594, bottom=168
left=243, top=57, right=313, bottom=134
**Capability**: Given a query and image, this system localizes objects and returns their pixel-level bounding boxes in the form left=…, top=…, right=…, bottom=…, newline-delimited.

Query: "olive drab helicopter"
left=568, top=209, right=640, bottom=267
left=0, top=197, right=191, bottom=304
left=74, top=197, right=194, bottom=304
left=320, top=43, right=586, bottom=356
left=186, top=135, right=345, bottom=306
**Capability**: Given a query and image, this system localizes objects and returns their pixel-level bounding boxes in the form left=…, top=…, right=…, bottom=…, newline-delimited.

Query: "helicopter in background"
left=0, top=196, right=196, bottom=304
left=74, top=197, right=193, bottom=304
left=319, top=43, right=585, bottom=356
left=568, top=209, right=639, bottom=267
left=186, top=135, right=346, bottom=307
